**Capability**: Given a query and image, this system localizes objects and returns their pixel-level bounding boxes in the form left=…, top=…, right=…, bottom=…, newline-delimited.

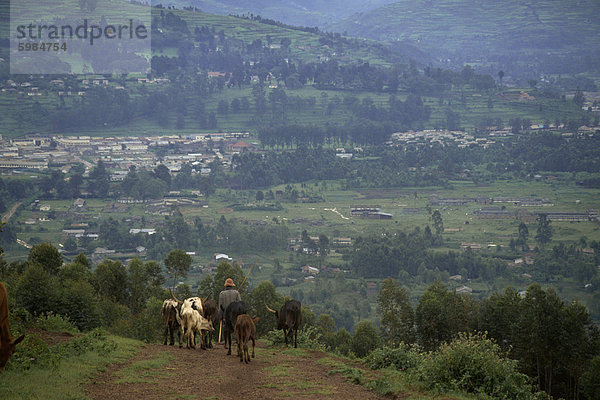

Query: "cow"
left=235, top=314, right=259, bottom=364
left=202, top=299, right=218, bottom=349
left=181, top=307, right=214, bottom=350
left=221, top=301, right=247, bottom=355
left=170, top=291, right=208, bottom=348
left=161, top=299, right=182, bottom=347
left=266, top=300, right=302, bottom=348
left=0, top=282, right=25, bottom=371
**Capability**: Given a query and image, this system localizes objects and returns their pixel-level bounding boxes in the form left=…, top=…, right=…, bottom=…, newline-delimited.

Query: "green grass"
left=0, top=335, right=141, bottom=400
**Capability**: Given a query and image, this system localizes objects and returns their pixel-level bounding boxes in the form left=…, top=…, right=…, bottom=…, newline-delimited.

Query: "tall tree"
left=164, top=249, right=192, bottom=288
left=378, top=278, right=415, bottom=345
left=28, top=243, right=63, bottom=275
left=535, top=214, right=552, bottom=249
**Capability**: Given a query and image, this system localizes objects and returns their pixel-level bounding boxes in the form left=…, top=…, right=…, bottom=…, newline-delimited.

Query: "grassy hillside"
left=331, top=0, right=600, bottom=74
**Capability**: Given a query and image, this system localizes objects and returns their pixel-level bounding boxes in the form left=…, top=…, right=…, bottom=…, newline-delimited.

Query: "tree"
left=318, top=234, right=330, bottom=262
left=88, top=160, right=110, bottom=197
left=517, top=221, right=529, bottom=251
left=164, top=249, right=192, bottom=288
left=431, top=210, right=444, bottom=237
left=153, top=164, right=172, bottom=188
left=93, top=259, right=129, bottom=304
left=64, top=236, right=77, bottom=252
left=213, top=260, right=247, bottom=299
left=378, top=278, right=415, bottom=345
left=535, top=214, right=552, bottom=249
left=351, top=320, right=380, bottom=357
left=247, top=280, right=283, bottom=336
left=416, top=281, right=476, bottom=351
left=573, top=87, right=585, bottom=108
left=28, top=243, right=63, bottom=275
left=17, top=263, right=59, bottom=316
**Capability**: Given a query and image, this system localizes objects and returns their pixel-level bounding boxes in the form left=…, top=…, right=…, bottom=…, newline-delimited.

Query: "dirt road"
left=2, top=201, right=22, bottom=223
left=85, top=341, right=382, bottom=400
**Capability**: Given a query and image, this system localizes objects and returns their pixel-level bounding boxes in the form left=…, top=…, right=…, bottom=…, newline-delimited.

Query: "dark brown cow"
left=202, top=299, right=218, bottom=348
left=161, top=299, right=182, bottom=347
left=0, top=282, right=25, bottom=371
left=234, top=314, right=259, bottom=364
left=222, top=301, right=247, bottom=355
left=266, top=300, right=302, bottom=348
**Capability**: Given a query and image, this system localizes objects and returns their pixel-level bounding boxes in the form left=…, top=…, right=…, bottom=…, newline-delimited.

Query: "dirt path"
left=2, top=201, right=23, bottom=223
left=86, top=341, right=382, bottom=400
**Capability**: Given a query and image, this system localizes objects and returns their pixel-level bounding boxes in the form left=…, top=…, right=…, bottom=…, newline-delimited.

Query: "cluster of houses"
left=0, top=133, right=252, bottom=176
left=389, top=130, right=497, bottom=148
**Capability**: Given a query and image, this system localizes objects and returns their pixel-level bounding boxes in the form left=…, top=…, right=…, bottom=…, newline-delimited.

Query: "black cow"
left=222, top=301, right=247, bottom=355
left=266, top=300, right=302, bottom=348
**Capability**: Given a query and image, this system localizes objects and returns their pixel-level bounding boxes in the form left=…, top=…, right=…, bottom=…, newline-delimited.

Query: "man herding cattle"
left=218, top=278, right=241, bottom=343
left=0, top=282, right=25, bottom=371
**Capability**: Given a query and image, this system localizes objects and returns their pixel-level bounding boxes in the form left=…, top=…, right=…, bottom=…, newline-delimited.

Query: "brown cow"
left=0, top=282, right=25, bottom=371
left=234, top=314, right=259, bottom=364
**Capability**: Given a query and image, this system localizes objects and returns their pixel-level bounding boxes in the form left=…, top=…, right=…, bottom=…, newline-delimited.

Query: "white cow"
left=181, top=308, right=214, bottom=349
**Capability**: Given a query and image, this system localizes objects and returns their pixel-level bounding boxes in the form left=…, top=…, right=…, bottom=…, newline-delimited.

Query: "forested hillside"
left=331, top=0, right=600, bottom=75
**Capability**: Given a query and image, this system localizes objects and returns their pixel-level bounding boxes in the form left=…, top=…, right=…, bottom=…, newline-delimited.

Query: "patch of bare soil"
left=85, top=341, right=384, bottom=400
left=26, top=327, right=76, bottom=346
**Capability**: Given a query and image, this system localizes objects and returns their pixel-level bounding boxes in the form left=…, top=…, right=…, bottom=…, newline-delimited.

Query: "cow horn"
left=170, top=288, right=183, bottom=305
left=265, top=303, right=277, bottom=314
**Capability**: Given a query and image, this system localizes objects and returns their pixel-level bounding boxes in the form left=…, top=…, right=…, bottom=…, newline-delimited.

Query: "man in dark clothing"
left=218, top=278, right=241, bottom=343
left=219, top=278, right=241, bottom=312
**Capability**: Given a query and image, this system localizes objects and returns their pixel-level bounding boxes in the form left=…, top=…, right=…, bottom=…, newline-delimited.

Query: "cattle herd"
left=161, top=292, right=302, bottom=364
left=0, top=281, right=303, bottom=370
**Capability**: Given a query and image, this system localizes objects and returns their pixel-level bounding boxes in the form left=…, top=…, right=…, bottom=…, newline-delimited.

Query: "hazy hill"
left=330, top=0, right=600, bottom=74
left=162, top=0, right=395, bottom=26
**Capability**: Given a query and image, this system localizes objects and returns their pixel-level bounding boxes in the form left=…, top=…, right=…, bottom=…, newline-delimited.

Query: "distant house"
left=229, top=141, right=254, bottom=152
left=73, top=198, right=85, bottom=207
left=448, top=274, right=462, bottom=281
left=214, top=253, right=232, bottom=262
left=461, top=242, right=482, bottom=251
left=455, top=285, right=473, bottom=294
left=301, top=265, right=320, bottom=275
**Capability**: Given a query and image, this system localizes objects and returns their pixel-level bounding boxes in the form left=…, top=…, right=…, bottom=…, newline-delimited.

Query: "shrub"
left=6, top=334, right=60, bottom=371
left=31, top=312, right=79, bottom=334
left=263, top=325, right=324, bottom=350
left=418, top=332, right=534, bottom=399
left=131, top=297, right=164, bottom=343
left=365, top=344, right=422, bottom=371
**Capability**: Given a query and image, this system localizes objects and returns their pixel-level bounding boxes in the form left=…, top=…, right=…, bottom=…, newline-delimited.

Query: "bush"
left=31, top=312, right=79, bottom=334
left=131, top=297, right=164, bottom=343
left=365, top=344, right=422, bottom=371
left=6, top=333, right=60, bottom=371
left=418, top=332, right=534, bottom=399
left=5, top=328, right=117, bottom=372
left=263, top=325, right=324, bottom=350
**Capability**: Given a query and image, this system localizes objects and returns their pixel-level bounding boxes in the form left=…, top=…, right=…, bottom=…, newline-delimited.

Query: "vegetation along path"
left=85, top=341, right=383, bottom=400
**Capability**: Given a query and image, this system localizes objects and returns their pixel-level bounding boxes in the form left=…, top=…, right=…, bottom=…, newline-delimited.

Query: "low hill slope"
left=331, top=0, right=600, bottom=73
